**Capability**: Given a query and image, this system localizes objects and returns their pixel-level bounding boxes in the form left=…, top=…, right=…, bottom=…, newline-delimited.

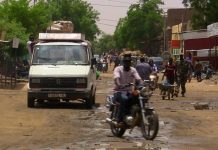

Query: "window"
left=32, top=45, right=88, bottom=65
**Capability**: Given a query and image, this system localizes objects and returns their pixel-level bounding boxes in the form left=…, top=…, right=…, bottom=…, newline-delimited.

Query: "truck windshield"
left=32, top=45, right=89, bottom=65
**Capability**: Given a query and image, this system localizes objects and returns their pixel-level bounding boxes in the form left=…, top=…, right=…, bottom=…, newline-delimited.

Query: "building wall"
left=164, top=8, right=193, bottom=52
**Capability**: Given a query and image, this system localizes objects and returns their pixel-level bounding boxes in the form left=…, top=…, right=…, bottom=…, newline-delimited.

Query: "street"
left=0, top=68, right=218, bottom=150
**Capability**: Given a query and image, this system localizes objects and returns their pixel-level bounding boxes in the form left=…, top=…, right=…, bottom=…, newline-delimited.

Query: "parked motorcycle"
left=203, top=65, right=215, bottom=79
left=106, top=82, right=159, bottom=140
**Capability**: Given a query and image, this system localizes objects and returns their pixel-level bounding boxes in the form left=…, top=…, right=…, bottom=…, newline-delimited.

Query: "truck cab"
left=27, top=33, right=96, bottom=108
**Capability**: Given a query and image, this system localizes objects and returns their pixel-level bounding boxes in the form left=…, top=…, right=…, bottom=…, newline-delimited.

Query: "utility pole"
left=163, top=12, right=167, bottom=52
left=181, top=0, right=189, bottom=55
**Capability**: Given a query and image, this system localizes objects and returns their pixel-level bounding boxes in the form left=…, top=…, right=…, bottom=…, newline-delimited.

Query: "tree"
left=0, top=20, right=28, bottom=57
left=48, top=0, right=100, bottom=41
left=0, top=0, right=51, bottom=57
left=0, top=0, right=100, bottom=41
left=0, top=0, right=101, bottom=57
left=94, top=34, right=116, bottom=54
left=113, top=0, right=164, bottom=55
left=186, top=0, right=218, bottom=29
left=0, top=0, right=51, bottom=36
left=113, top=18, right=129, bottom=49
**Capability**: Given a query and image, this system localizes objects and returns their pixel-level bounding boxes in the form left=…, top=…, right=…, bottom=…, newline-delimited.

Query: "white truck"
left=27, top=33, right=97, bottom=108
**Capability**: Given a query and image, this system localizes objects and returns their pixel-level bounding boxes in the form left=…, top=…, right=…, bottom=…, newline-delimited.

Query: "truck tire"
left=27, top=94, right=35, bottom=108
left=85, top=98, right=92, bottom=109
left=92, top=93, right=96, bottom=105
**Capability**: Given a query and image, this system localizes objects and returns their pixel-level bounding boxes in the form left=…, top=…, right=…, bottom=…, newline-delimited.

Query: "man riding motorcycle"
left=148, top=58, right=159, bottom=90
left=113, top=53, right=142, bottom=125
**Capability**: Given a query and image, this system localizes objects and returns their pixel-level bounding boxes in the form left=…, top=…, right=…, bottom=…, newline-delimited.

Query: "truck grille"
left=30, top=77, right=87, bottom=88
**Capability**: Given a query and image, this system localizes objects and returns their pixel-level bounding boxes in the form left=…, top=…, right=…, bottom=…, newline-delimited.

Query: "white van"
left=27, top=33, right=96, bottom=108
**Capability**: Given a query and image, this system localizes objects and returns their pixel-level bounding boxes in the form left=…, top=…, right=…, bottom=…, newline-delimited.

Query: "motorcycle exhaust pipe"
left=106, top=118, right=116, bottom=125
left=106, top=118, right=123, bottom=127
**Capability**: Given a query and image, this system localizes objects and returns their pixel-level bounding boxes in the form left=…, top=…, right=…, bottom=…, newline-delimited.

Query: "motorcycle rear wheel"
left=141, top=111, right=159, bottom=140
left=110, top=107, right=126, bottom=137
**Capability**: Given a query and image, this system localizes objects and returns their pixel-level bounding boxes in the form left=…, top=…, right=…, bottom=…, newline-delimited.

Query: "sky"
left=86, top=0, right=185, bottom=35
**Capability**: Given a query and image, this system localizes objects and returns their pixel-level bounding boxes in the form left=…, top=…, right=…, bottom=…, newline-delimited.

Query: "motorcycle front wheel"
left=141, top=111, right=159, bottom=140
left=110, top=107, right=126, bottom=137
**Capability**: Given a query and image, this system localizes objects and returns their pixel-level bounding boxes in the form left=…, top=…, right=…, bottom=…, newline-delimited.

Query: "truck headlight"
left=31, top=78, right=41, bottom=83
left=76, top=78, right=86, bottom=84
left=76, top=78, right=87, bottom=88
left=30, top=78, right=41, bottom=88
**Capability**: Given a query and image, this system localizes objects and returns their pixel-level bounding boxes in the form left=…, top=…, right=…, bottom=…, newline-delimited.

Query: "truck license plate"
left=48, top=93, right=66, bottom=98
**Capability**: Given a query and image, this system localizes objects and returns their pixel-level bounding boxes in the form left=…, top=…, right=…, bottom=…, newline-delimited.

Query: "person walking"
left=135, top=57, right=152, bottom=81
left=176, top=55, right=189, bottom=97
left=194, top=59, right=203, bottom=82
left=162, top=57, right=177, bottom=99
left=26, top=34, right=36, bottom=63
left=113, top=54, right=120, bottom=71
left=185, top=52, right=194, bottom=82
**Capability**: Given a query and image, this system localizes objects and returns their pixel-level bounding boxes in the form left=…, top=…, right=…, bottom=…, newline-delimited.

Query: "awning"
left=184, top=38, right=210, bottom=50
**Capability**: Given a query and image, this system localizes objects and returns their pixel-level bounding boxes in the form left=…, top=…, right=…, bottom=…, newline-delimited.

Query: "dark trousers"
left=167, top=77, right=175, bottom=85
left=195, top=71, right=202, bottom=79
left=114, top=92, right=133, bottom=122
left=177, top=76, right=187, bottom=94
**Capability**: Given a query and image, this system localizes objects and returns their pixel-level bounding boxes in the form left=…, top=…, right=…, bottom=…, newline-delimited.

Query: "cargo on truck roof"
left=38, top=33, right=86, bottom=42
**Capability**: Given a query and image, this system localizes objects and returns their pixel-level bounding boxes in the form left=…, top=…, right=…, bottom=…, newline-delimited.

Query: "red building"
left=183, top=28, right=218, bottom=71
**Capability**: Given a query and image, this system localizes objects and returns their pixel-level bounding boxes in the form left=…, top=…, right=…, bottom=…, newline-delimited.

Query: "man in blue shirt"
left=136, top=57, right=152, bottom=80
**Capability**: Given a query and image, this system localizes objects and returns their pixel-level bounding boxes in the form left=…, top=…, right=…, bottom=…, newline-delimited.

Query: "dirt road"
left=0, top=69, right=218, bottom=150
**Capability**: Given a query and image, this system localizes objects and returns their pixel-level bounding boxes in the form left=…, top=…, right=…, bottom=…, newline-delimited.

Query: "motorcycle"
left=149, top=73, right=158, bottom=91
left=105, top=82, right=159, bottom=140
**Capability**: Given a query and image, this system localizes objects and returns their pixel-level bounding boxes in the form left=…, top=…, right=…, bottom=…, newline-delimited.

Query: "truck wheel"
left=85, top=98, right=92, bottom=109
left=28, top=97, right=35, bottom=108
left=92, top=93, right=96, bottom=105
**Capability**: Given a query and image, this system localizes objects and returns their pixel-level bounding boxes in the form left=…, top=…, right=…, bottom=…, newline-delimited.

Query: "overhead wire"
left=100, top=18, right=119, bottom=22
left=91, top=2, right=184, bottom=30
left=91, top=3, right=129, bottom=8
left=91, top=3, right=181, bottom=10
left=97, top=22, right=117, bottom=27
left=106, top=0, right=132, bottom=4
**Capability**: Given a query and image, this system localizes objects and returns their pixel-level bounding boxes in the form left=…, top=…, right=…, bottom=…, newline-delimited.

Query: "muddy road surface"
left=0, top=73, right=218, bottom=150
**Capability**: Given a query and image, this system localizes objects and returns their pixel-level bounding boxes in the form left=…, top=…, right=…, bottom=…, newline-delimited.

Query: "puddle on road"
left=66, top=103, right=201, bottom=150
left=71, top=105, right=171, bottom=149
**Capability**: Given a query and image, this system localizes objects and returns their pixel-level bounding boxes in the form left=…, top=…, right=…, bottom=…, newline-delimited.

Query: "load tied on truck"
left=46, top=21, right=74, bottom=33
left=27, top=32, right=97, bottom=108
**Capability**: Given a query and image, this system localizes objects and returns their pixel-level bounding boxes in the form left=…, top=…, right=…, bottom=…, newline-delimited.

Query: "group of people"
left=162, top=55, right=190, bottom=99
left=112, top=53, right=190, bottom=125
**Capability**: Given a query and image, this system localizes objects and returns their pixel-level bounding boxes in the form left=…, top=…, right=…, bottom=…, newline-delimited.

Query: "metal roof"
left=38, top=33, right=85, bottom=41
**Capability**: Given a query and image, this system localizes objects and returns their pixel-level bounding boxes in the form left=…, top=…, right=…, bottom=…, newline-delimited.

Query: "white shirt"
left=114, top=66, right=141, bottom=92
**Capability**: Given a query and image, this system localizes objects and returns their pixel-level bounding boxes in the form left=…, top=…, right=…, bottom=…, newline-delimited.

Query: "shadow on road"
left=33, top=101, right=100, bottom=109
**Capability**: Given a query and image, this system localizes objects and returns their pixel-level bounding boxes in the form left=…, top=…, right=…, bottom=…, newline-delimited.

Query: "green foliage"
left=0, top=0, right=50, bottom=36
left=187, top=0, right=218, bottom=29
left=0, top=0, right=100, bottom=58
left=113, top=18, right=129, bottom=49
left=0, top=0, right=51, bottom=57
left=113, top=0, right=164, bottom=53
left=49, top=0, right=100, bottom=41
left=94, top=34, right=116, bottom=54
left=0, top=20, right=28, bottom=57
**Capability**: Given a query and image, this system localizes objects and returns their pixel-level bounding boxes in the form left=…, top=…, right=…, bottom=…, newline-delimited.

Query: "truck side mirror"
left=91, top=58, right=96, bottom=69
